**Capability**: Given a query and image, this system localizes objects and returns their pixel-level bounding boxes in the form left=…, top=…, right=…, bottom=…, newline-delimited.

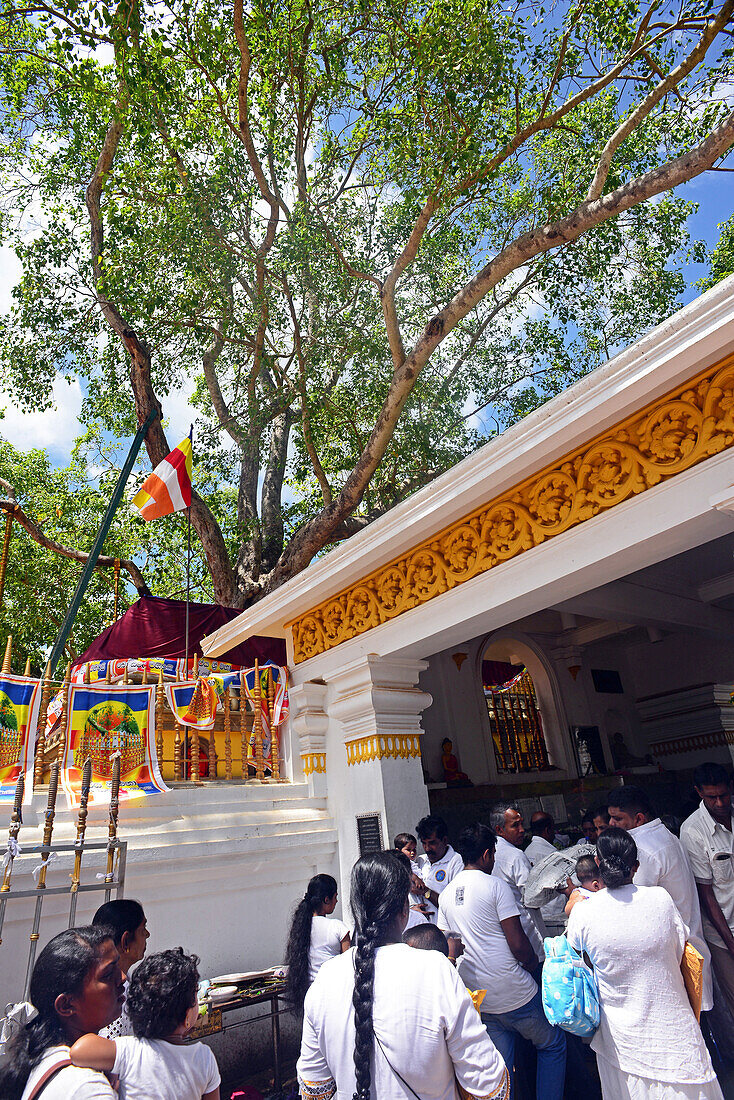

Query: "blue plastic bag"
left=541, top=934, right=600, bottom=1037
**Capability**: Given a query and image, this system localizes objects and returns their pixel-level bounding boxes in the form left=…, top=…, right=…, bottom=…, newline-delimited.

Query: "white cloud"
left=0, top=376, right=84, bottom=462
left=160, top=378, right=204, bottom=444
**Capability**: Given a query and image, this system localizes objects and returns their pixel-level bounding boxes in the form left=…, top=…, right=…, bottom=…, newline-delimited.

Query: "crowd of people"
left=4, top=760, right=734, bottom=1099
left=290, top=762, right=734, bottom=1100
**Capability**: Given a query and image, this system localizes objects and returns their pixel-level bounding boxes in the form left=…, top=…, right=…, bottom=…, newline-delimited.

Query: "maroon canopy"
left=76, top=596, right=286, bottom=668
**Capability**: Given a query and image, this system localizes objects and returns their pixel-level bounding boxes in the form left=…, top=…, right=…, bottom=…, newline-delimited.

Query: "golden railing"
left=0, top=639, right=286, bottom=786
left=485, top=669, right=549, bottom=774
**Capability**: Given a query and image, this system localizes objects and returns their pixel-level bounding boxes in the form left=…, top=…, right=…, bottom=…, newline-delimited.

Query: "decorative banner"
left=61, top=684, right=168, bottom=807
left=241, top=663, right=289, bottom=767
left=165, top=679, right=218, bottom=731
left=0, top=675, right=41, bottom=804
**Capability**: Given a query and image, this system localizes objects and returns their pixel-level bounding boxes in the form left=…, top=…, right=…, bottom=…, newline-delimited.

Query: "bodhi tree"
left=1, top=0, right=732, bottom=608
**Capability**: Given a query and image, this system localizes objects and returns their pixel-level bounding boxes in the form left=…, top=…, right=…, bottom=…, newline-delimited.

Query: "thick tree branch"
left=85, top=88, right=236, bottom=604
left=0, top=490, right=149, bottom=594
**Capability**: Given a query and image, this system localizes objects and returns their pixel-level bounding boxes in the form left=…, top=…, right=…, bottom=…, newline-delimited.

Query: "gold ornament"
left=345, top=734, right=422, bottom=766
left=292, top=356, right=734, bottom=663
left=302, top=752, right=326, bottom=776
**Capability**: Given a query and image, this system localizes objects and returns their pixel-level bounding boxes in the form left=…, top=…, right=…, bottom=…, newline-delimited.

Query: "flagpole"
left=184, top=424, right=193, bottom=681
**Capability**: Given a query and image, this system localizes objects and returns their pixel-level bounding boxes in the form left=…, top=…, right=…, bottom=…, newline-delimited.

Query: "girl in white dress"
left=297, top=850, right=510, bottom=1100
left=0, top=925, right=124, bottom=1100
left=285, top=873, right=351, bottom=1011
left=566, top=828, right=723, bottom=1100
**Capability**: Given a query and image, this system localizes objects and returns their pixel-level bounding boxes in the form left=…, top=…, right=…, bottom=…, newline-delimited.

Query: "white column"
left=326, top=655, right=432, bottom=894
left=289, top=681, right=329, bottom=796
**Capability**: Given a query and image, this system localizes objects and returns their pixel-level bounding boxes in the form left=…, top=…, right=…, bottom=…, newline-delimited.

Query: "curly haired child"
left=69, top=947, right=220, bottom=1100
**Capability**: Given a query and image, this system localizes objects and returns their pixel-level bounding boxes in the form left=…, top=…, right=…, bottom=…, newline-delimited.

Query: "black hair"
left=457, top=822, right=496, bottom=865
left=393, top=832, right=416, bottom=850
left=284, top=873, right=338, bottom=1011
left=596, top=827, right=637, bottom=890
left=581, top=811, right=594, bottom=826
left=388, top=849, right=411, bottom=873
left=0, top=926, right=115, bottom=1100
left=694, top=762, right=731, bottom=788
left=607, top=785, right=653, bottom=820
left=126, top=948, right=199, bottom=1038
left=530, top=813, right=553, bottom=835
left=403, top=924, right=449, bottom=956
left=441, top=738, right=452, bottom=748
left=351, top=851, right=410, bottom=1100
left=575, top=854, right=598, bottom=884
left=416, top=814, right=448, bottom=841
left=591, top=802, right=610, bottom=825
left=92, top=899, right=146, bottom=947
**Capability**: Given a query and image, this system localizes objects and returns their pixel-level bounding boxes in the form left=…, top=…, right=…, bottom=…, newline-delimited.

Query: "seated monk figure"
left=441, top=738, right=473, bottom=787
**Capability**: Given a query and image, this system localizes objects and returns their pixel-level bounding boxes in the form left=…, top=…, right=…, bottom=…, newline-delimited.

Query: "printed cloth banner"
left=165, top=679, right=219, bottom=731
left=61, top=684, right=168, bottom=807
left=0, top=675, right=41, bottom=804
left=241, top=663, right=289, bottom=766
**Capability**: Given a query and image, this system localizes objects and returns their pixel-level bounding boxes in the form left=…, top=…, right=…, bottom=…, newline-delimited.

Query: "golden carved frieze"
left=292, top=356, right=734, bottom=663
left=346, top=734, right=422, bottom=766
left=302, top=752, right=326, bottom=776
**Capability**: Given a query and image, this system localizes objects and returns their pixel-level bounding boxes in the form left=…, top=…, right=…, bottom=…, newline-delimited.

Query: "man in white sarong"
left=490, top=802, right=546, bottom=962
left=681, top=761, right=734, bottom=1018
left=608, top=784, right=713, bottom=1012
left=415, top=813, right=464, bottom=921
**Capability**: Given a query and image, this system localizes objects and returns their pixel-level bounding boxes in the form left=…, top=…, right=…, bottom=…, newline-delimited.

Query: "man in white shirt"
left=439, top=822, right=566, bottom=1100
left=680, top=761, right=734, bottom=1016
left=524, top=812, right=566, bottom=935
left=415, top=813, right=464, bottom=920
left=490, top=802, right=546, bottom=961
left=607, top=784, right=712, bottom=1011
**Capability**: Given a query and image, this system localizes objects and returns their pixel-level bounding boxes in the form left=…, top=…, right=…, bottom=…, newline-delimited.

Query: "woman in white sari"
left=297, top=850, right=509, bottom=1100
left=566, top=827, right=722, bottom=1100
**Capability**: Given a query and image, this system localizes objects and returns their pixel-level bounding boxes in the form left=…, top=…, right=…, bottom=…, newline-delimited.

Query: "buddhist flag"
left=133, top=438, right=192, bottom=520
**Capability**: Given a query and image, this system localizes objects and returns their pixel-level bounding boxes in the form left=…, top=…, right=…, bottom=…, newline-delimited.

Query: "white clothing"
left=524, top=835, right=567, bottom=930
left=21, top=1046, right=115, bottom=1100
left=596, top=1054, right=724, bottom=1100
left=631, top=817, right=713, bottom=1010
left=309, top=914, right=350, bottom=983
left=405, top=906, right=430, bottom=929
left=567, top=884, right=718, bottom=1085
left=492, top=836, right=546, bottom=959
left=100, top=978, right=133, bottom=1038
left=298, top=942, right=510, bottom=1100
left=112, top=1035, right=220, bottom=1100
left=680, top=803, right=734, bottom=950
left=417, top=845, right=464, bottom=919
left=437, top=869, right=537, bottom=1014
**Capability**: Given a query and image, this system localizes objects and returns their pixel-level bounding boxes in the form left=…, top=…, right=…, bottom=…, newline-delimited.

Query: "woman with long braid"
left=297, top=851, right=509, bottom=1100
left=285, top=874, right=350, bottom=1012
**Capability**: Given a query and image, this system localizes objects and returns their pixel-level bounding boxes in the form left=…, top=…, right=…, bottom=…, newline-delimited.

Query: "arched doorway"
left=480, top=634, right=572, bottom=776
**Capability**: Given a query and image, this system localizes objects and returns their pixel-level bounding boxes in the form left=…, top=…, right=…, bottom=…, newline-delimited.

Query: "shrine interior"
left=418, top=529, right=734, bottom=831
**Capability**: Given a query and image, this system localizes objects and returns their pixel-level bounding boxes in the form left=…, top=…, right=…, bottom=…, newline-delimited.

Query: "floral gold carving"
left=651, top=731, right=734, bottom=757
left=302, top=752, right=326, bottom=776
left=292, top=357, right=734, bottom=663
left=345, top=734, right=422, bottom=766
